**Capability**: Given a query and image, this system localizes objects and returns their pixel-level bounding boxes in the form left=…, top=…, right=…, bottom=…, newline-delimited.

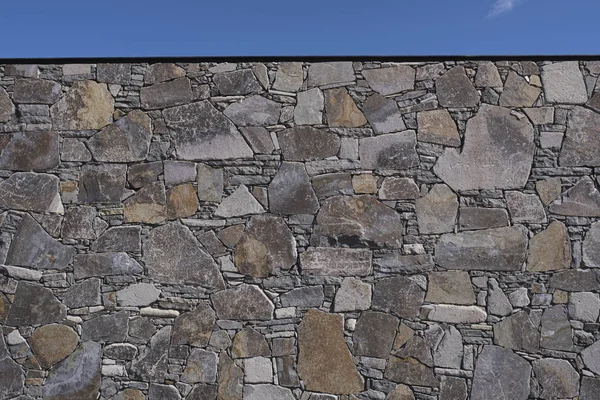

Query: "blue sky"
left=1, top=0, right=598, bottom=57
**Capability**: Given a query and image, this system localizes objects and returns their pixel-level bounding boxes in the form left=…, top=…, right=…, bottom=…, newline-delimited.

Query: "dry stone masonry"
left=1, top=58, right=600, bottom=399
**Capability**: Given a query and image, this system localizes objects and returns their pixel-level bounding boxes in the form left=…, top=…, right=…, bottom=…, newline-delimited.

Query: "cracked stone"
left=0, top=172, right=63, bottom=213
left=549, top=176, right=600, bottom=216
left=362, top=94, right=406, bottom=134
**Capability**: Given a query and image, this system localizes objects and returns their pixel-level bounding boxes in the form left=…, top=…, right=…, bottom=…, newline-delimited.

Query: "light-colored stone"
left=223, top=95, right=281, bottom=126
left=417, top=109, right=460, bottom=147
left=426, top=271, right=475, bottom=305
left=295, top=88, right=323, bottom=125
left=416, top=184, right=458, bottom=234
left=308, top=62, right=355, bottom=87
left=300, top=248, right=372, bottom=276
left=425, top=305, right=487, bottom=323
left=475, top=61, right=502, bottom=87
left=324, top=87, right=367, bottom=127
left=532, top=358, right=580, bottom=399
left=499, top=71, right=541, bottom=107
left=528, top=221, right=570, bottom=271
left=268, top=162, right=320, bottom=215
left=542, top=61, right=587, bottom=104
left=549, top=176, right=600, bottom=216
left=116, top=283, right=160, bottom=307
left=487, top=278, right=512, bottom=317
left=436, top=66, right=479, bottom=107
left=568, top=292, right=600, bottom=322
left=508, top=288, right=530, bottom=307
left=362, top=94, right=406, bottom=134
left=273, top=62, right=303, bottom=92
left=334, top=277, right=372, bottom=312
left=215, top=185, right=265, bottom=218
left=536, top=177, right=562, bottom=205
left=362, top=66, right=415, bottom=95
left=243, top=384, right=295, bottom=400
left=51, top=80, right=114, bottom=130
left=244, top=357, right=273, bottom=383
left=212, top=284, right=273, bottom=320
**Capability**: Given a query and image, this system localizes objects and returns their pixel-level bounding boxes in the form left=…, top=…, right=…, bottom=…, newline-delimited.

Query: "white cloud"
left=487, top=0, right=519, bottom=17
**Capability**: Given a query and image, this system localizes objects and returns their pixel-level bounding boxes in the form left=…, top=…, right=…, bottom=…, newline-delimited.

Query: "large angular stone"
left=439, top=377, right=467, bottom=400
left=143, top=223, right=224, bottom=288
left=43, top=341, right=102, bottom=400
left=506, top=191, right=546, bottom=223
left=148, top=384, right=181, bottom=400
left=499, top=71, right=541, bottom=107
left=308, top=62, right=355, bottom=87
left=273, top=62, right=303, bottom=92
left=493, top=310, right=540, bottom=352
left=212, top=284, right=273, bottom=320
left=300, top=248, right=372, bottom=276
left=7, top=282, right=66, bottom=326
left=0, top=131, right=59, bottom=171
left=164, top=101, right=253, bottom=160
left=362, top=94, right=406, bottom=134
left=581, top=377, right=600, bottom=400
left=278, top=127, right=340, bottom=161
left=63, top=278, right=101, bottom=308
left=0, top=172, right=62, bottom=213
left=549, top=269, right=600, bottom=291
left=385, top=356, right=439, bottom=388
left=298, top=309, right=364, bottom=394
left=217, top=354, right=243, bottom=400
left=359, top=131, right=418, bottom=170
left=0, top=87, right=14, bottom=122
left=487, top=278, right=512, bottom=317
left=92, top=226, right=141, bottom=252
left=560, top=107, right=600, bottom=166
left=223, top=95, right=281, bottom=126
left=416, top=184, right=458, bottom=234
left=430, top=325, right=463, bottom=369
left=533, top=358, right=579, bottom=399
left=130, top=326, right=171, bottom=382
left=127, top=161, right=162, bottom=189
left=295, top=88, right=324, bottom=125
left=74, top=252, right=143, bottom=279
left=116, top=283, right=160, bottom=307
left=582, top=340, right=600, bottom=375
left=549, top=176, right=600, bottom=216
left=87, top=110, right=151, bottom=162
left=470, top=346, right=531, bottom=400
left=144, top=63, right=185, bottom=84
left=434, top=105, right=534, bottom=191
left=315, top=195, right=403, bottom=248
left=182, top=349, right=218, bottom=383
left=6, top=214, right=74, bottom=270
left=568, top=292, right=600, bottom=322
left=426, top=271, right=475, bottom=305
left=353, top=311, right=398, bottom=358
left=425, top=305, right=487, bottom=323
left=166, top=183, right=198, bottom=219
left=188, top=385, right=217, bottom=400
left=280, top=286, right=322, bottom=308
left=373, top=276, right=425, bottom=319
left=197, top=164, right=223, bottom=202
left=436, top=66, right=479, bottom=107
left=172, top=302, right=215, bottom=347
left=435, top=226, right=528, bottom=271
left=379, top=177, right=420, bottom=200
left=61, top=206, right=96, bottom=239
left=528, top=221, right=570, bottom=271
left=234, top=214, right=296, bottom=278
left=140, top=77, right=193, bottom=109
left=324, top=87, right=366, bottom=127
left=362, top=66, right=415, bottom=95
left=81, top=311, right=129, bottom=343
left=334, top=277, right=372, bottom=312
left=541, top=61, right=587, bottom=104
left=386, top=384, right=415, bottom=400
left=475, top=61, right=502, bottom=87
left=244, top=384, right=295, bottom=400
left=78, top=164, right=126, bottom=203
left=97, top=63, right=131, bottom=84
left=30, top=324, right=79, bottom=369
left=51, top=80, right=114, bottom=130
left=239, top=127, right=274, bottom=154
left=458, top=207, right=509, bottom=231
left=215, top=184, right=265, bottom=218
left=213, top=69, right=261, bottom=95
left=14, top=78, right=61, bottom=104
left=312, top=172, right=353, bottom=198
left=0, top=355, right=24, bottom=399
left=417, top=109, right=460, bottom=147
left=232, top=327, right=270, bottom=358
left=268, top=162, right=319, bottom=215
left=540, top=305, right=573, bottom=351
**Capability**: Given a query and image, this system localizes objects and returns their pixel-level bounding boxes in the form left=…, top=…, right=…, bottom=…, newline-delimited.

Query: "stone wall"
left=0, top=59, right=600, bottom=399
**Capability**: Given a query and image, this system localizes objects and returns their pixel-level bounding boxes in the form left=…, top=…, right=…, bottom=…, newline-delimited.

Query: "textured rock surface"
left=359, top=131, right=418, bottom=170
left=0, top=172, right=62, bottom=213
left=212, top=284, right=273, bottom=320
left=268, top=162, right=319, bottom=215
left=51, top=80, right=114, bottom=130
left=30, top=324, right=79, bottom=369
left=470, top=346, right=531, bottom=400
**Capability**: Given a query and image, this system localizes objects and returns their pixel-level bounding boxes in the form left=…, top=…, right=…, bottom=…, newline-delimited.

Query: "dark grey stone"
left=164, top=101, right=253, bottom=160
left=372, top=276, right=425, bottom=319
left=213, top=69, right=262, bottom=95
left=458, top=207, right=509, bottom=231
left=128, top=316, right=156, bottom=344
left=78, top=164, right=126, bottom=203
left=148, top=384, right=181, bottom=400
left=0, top=353, right=25, bottom=399
left=278, top=127, right=340, bottom=161
left=362, top=94, right=406, bottom=134
left=6, top=214, right=75, bottom=270
left=140, top=77, right=193, bottom=109
left=92, top=226, right=141, bottom=252
left=315, top=195, right=404, bottom=248
left=312, top=173, right=353, bottom=198
left=268, top=162, right=319, bottom=215
left=385, top=355, right=439, bottom=388
left=280, top=286, right=324, bottom=308
left=63, top=278, right=101, bottom=308
left=212, top=284, right=273, bottom=321
left=0, top=172, right=62, bottom=213
left=142, top=223, right=224, bottom=288
left=439, top=376, right=468, bottom=400
left=13, top=78, right=61, bottom=104
left=435, top=226, right=528, bottom=271
left=0, top=131, right=59, bottom=171
left=182, top=349, right=218, bottom=383
left=223, top=95, right=281, bottom=126
left=43, top=341, right=102, bottom=400
left=171, top=302, right=216, bottom=347
left=581, top=377, right=600, bottom=400
left=493, top=310, right=540, bottom=352
left=239, top=127, right=275, bottom=154
left=188, top=384, right=217, bottom=400
left=129, top=326, right=171, bottom=382
left=127, top=161, right=163, bottom=189
left=436, top=66, right=479, bottom=107
left=61, top=206, right=96, bottom=239
left=74, top=252, right=143, bottom=279
left=232, top=327, right=270, bottom=358
left=540, top=305, right=573, bottom=351
left=471, top=345, right=531, bottom=400
left=359, top=131, right=418, bottom=170
left=0, top=87, right=14, bottom=122
left=81, top=311, right=129, bottom=343
left=353, top=311, right=398, bottom=358
left=532, top=358, right=579, bottom=399
left=103, top=343, right=137, bottom=360
left=548, top=269, right=600, bottom=292
left=6, top=282, right=66, bottom=326
left=374, top=253, right=434, bottom=274
left=97, top=63, right=131, bottom=84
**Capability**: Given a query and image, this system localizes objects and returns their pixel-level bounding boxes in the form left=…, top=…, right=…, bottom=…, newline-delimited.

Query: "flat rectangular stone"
left=300, top=248, right=372, bottom=276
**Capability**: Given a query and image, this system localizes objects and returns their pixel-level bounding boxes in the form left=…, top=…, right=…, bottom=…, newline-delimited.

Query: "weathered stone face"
left=81, top=310, right=129, bottom=343
left=324, top=87, right=366, bottom=127
left=171, top=302, right=215, bottom=347
left=43, top=341, right=102, bottom=400
left=223, top=95, right=281, bottom=126
left=362, top=94, right=406, bottom=134
left=528, top=220, right=571, bottom=271
left=268, top=162, right=319, bottom=215
left=458, top=207, right=509, bottom=231
left=144, top=63, right=185, bottom=84
left=87, top=110, right=152, bottom=162
left=434, top=105, right=534, bottom=191
left=213, top=69, right=261, bottom=95
left=78, top=164, right=126, bottom=203
left=533, top=358, right=580, bottom=399
left=0, top=355, right=24, bottom=399
left=353, top=311, right=398, bottom=358
left=426, top=271, right=475, bottom=305
left=560, top=106, right=600, bottom=166
left=164, top=101, right=253, bottom=160
left=362, top=66, right=415, bottom=95
left=470, top=346, right=531, bottom=400
left=234, top=214, right=296, bottom=278
left=7, top=282, right=66, bottom=326
left=30, top=324, right=79, bottom=369
left=0, top=87, right=14, bottom=122
left=493, top=310, right=540, bottom=352
left=129, top=326, right=171, bottom=382
left=273, top=62, right=303, bottom=92
left=359, top=131, right=419, bottom=170
left=143, top=223, right=224, bottom=288
left=417, top=109, right=460, bottom=147
left=300, top=248, right=372, bottom=276
left=92, top=226, right=141, bottom=252
left=51, top=80, right=114, bottom=130
left=385, top=356, right=439, bottom=388
left=297, top=309, right=364, bottom=394
left=212, top=284, right=273, bottom=320
left=308, top=62, right=355, bottom=87
left=74, top=252, right=143, bottom=279
left=372, top=276, right=425, bottom=319
left=0, top=131, right=59, bottom=171
left=499, top=71, right=541, bottom=107
left=232, top=327, right=270, bottom=358
left=315, top=195, right=403, bottom=248
left=436, top=66, right=479, bottom=107
left=0, top=172, right=63, bottom=213
left=141, top=77, right=193, bottom=109
left=182, top=349, right=218, bottom=383
left=415, top=184, right=458, bottom=234
left=217, top=353, right=243, bottom=400
left=215, top=184, right=265, bottom=218
left=63, top=278, right=101, bottom=308
left=541, top=61, right=587, bottom=104
left=278, top=127, right=340, bottom=161
left=549, top=176, right=600, bottom=216
left=540, top=305, right=573, bottom=351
